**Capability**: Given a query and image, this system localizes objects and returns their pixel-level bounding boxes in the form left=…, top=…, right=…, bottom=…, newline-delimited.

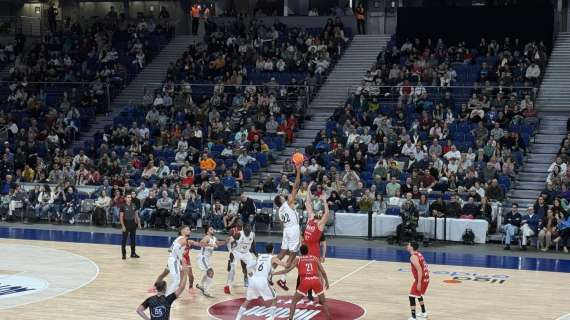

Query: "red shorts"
left=306, top=243, right=321, bottom=258
left=183, top=252, right=191, bottom=266
left=410, top=280, right=429, bottom=297
left=297, top=276, right=324, bottom=297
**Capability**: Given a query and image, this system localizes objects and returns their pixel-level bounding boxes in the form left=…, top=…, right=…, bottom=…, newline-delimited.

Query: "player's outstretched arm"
left=318, top=193, right=329, bottom=231
left=187, top=239, right=203, bottom=248
left=273, top=257, right=298, bottom=275
left=288, top=165, right=301, bottom=207
left=305, top=181, right=314, bottom=219
left=271, top=256, right=288, bottom=268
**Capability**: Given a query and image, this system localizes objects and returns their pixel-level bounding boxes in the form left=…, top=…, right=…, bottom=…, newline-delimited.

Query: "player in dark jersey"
left=274, top=244, right=331, bottom=320
left=407, top=241, right=430, bottom=320
left=137, top=265, right=188, bottom=320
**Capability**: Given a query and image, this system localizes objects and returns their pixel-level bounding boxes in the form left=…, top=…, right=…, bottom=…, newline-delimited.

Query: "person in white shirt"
left=401, top=140, right=415, bottom=158
left=272, top=165, right=301, bottom=291
left=444, top=145, right=461, bottom=161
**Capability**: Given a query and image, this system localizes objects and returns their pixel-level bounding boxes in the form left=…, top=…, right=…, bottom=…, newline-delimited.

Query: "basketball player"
left=235, top=243, right=288, bottom=320
left=273, top=165, right=301, bottom=290
left=298, top=185, right=329, bottom=300
left=137, top=265, right=188, bottom=320
left=150, top=226, right=202, bottom=294
left=274, top=244, right=331, bottom=320
left=196, top=225, right=226, bottom=297
left=225, top=222, right=257, bottom=294
left=407, top=241, right=430, bottom=320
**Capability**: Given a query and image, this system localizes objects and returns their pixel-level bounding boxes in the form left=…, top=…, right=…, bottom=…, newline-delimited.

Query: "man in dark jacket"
left=503, top=203, right=522, bottom=250
left=238, top=192, right=257, bottom=228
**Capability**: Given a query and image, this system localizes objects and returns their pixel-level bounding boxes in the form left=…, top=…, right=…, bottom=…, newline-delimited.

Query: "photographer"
left=396, top=193, right=419, bottom=244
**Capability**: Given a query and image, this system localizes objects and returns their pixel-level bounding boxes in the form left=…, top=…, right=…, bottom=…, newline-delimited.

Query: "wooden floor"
left=1, top=238, right=569, bottom=320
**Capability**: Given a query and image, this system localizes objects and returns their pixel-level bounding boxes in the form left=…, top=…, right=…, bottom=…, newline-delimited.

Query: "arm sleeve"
left=167, top=293, right=178, bottom=304
left=141, top=297, right=150, bottom=309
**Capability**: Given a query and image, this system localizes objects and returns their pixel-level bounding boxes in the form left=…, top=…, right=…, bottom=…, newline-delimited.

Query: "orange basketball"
left=292, top=152, right=304, bottom=166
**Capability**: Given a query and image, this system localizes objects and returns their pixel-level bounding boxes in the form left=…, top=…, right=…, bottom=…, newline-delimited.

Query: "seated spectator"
left=502, top=203, right=522, bottom=250
left=519, top=206, right=543, bottom=250
left=538, top=209, right=557, bottom=252
left=199, top=153, right=217, bottom=172
left=93, top=191, right=111, bottom=226
left=429, top=196, right=446, bottom=218
left=461, top=196, right=479, bottom=219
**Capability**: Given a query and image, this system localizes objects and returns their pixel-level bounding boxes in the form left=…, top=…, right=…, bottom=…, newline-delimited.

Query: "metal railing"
left=344, top=84, right=539, bottom=110
left=0, top=16, right=42, bottom=36
left=139, top=82, right=314, bottom=111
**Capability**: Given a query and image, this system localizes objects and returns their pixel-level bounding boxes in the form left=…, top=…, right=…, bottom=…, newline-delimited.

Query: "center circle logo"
left=0, top=275, right=48, bottom=300
left=208, top=296, right=366, bottom=320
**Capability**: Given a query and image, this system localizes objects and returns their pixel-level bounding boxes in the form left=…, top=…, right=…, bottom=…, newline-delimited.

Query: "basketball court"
left=1, top=226, right=570, bottom=320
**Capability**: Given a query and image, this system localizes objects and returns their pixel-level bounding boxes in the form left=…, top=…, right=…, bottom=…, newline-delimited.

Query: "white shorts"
left=233, top=251, right=256, bottom=267
left=281, top=226, right=300, bottom=252
left=246, top=276, right=276, bottom=301
left=197, top=255, right=212, bottom=271
left=166, top=257, right=181, bottom=295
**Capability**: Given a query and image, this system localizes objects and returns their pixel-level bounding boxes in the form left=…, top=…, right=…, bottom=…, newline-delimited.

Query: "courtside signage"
left=397, top=268, right=510, bottom=284
left=208, top=296, right=366, bottom=320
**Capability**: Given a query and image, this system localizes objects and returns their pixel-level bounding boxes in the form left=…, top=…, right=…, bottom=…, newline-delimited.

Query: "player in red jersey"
left=407, top=241, right=430, bottom=320
left=297, top=185, right=329, bottom=300
left=274, top=244, right=331, bottom=320
left=303, top=184, right=329, bottom=258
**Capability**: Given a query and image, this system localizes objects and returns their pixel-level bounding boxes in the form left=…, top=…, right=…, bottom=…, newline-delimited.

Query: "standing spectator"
left=48, top=3, right=58, bottom=32
left=519, top=206, right=542, bottom=251
left=120, top=195, right=141, bottom=260
left=238, top=193, right=257, bottom=228
left=502, top=203, right=522, bottom=250
left=190, top=4, right=200, bottom=35
left=354, top=3, right=365, bottom=35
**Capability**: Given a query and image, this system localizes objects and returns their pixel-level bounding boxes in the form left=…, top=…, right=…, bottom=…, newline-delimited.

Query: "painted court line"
left=329, top=260, right=375, bottom=289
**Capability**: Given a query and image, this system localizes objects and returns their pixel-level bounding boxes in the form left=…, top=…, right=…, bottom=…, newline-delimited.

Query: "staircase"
left=507, top=32, right=570, bottom=208
left=72, top=35, right=199, bottom=150
left=261, top=35, right=392, bottom=183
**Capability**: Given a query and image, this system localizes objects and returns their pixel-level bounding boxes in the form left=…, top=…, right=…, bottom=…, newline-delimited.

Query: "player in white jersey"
left=196, top=225, right=226, bottom=297
left=225, top=222, right=257, bottom=294
left=149, top=225, right=202, bottom=295
left=235, top=243, right=288, bottom=320
left=272, top=165, right=301, bottom=290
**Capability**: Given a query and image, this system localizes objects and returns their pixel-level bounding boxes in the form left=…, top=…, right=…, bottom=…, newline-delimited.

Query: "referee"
left=121, top=194, right=141, bottom=260
left=137, top=267, right=188, bottom=320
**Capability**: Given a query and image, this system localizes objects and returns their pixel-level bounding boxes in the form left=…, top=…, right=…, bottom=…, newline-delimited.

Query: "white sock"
left=280, top=274, right=286, bottom=282
left=201, top=274, right=207, bottom=287
left=227, top=262, right=236, bottom=286
left=204, top=276, right=213, bottom=293
left=236, top=306, right=246, bottom=320
left=268, top=306, right=276, bottom=320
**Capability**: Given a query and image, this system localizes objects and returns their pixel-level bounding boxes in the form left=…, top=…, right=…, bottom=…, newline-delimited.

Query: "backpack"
left=462, top=228, right=475, bottom=245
